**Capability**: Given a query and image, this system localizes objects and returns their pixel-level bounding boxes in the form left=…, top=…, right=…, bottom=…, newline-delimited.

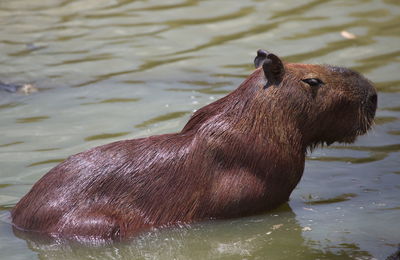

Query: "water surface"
left=0, top=0, right=399, bottom=259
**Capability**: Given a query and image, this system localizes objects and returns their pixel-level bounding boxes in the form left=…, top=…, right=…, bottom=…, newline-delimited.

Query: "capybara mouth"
left=334, top=88, right=377, bottom=145
left=354, top=91, right=377, bottom=139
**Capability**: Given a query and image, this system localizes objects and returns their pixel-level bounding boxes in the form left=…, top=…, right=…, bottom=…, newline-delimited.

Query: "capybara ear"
left=254, top=49, right=269, bottom=69
left=262, top=53, right=285, bottom=88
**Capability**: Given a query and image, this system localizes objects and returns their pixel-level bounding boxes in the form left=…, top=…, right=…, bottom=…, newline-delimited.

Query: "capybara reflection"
left=12, top=50, right=377, bottom=241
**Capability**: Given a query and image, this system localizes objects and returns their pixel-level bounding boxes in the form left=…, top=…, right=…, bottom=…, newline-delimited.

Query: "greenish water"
left=0, top=0, right=399, bottom=259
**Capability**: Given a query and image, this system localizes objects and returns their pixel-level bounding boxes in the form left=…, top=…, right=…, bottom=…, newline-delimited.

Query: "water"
left=0, top=0, right=399, bottom=259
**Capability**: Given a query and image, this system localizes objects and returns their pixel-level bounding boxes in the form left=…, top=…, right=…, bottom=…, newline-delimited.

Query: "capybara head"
left=252, top=49, right=377, bottom=148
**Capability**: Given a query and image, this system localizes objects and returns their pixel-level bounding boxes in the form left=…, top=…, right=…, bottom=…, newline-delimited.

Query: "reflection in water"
left=0, top=141, right=24, bottom=147
left=135, top=111, right=190, bottom=128
left=0, top=0, right=399, bottom=259
left=0, top=102, right=22, bottom=110
left=27, top=159, right=65, bottom=167
left=376, top=80, right=400, bottom=93
left=16, top=116, right=50, bottom=124
left=12, top=204, right=373, bottom=260
left=308, top=152, right=387, bottom=164
left=84, top=132, right=130, bottom=141
left=304, top=193, right=357, bottom=205
left=85, top=98, right=141, bottom=104
left=374, top=116, right=398, bottom=125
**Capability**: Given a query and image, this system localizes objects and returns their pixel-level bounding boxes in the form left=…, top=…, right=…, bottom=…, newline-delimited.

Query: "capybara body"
left=12, top=50, right=377, bottom=241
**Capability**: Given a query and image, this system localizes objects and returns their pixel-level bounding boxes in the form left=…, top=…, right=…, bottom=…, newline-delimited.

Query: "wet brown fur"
left=11, top=56, right=377, bottom=241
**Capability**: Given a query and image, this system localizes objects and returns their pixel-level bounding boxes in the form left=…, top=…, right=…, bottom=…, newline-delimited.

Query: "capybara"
left=12, top=50, right=377, bottom=241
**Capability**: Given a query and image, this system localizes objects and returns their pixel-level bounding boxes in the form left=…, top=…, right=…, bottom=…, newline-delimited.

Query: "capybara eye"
left=302, top=78, right=324, bottom=87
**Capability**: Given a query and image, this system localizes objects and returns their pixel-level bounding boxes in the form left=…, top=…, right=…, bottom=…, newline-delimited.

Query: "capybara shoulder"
left=12, top=50, right=377, bottom=241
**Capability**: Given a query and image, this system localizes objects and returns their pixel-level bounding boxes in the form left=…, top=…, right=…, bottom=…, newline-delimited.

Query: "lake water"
left=0, top=0, right=399, bottom=259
